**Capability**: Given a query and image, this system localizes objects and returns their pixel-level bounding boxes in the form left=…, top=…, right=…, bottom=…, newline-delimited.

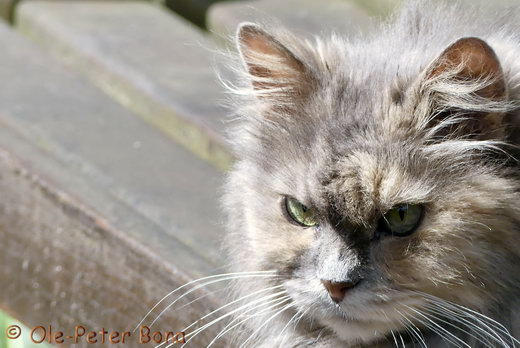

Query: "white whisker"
left=277, top=307, right=308, bottom=348
left=181, top=285, right=285, bottom=338
left=179, top=296, right=291, bottom=348
left=134, top=270, right=277, bottom=331
left=207, top=296, right=292, bottom=348
left=175, top=287, right=229, bottom=312
left=150, top=274, right=280, bottom=328
left=420, top=293, right=518, bottom=347
left=166, top=293, right=290, bottom=348
left=238, top=302, right=294, bottom=348
left=396, top=309, right=427, bottom=348
left=389, top=329, right=400, bottom=348
left=422, top=302, right=500, bottom=348
left=405, top=305, right=469, bottom=348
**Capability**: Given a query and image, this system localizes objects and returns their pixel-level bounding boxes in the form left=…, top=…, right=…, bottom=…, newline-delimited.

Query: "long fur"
left=221, top=1, right=520, bottom=347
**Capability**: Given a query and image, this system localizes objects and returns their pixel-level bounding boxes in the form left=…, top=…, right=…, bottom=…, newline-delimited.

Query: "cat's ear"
left=236, top=23, right=311, bottom=98
left=421, top=37, right=508, bottom=139
left=427, top=37, right=506, bottom=99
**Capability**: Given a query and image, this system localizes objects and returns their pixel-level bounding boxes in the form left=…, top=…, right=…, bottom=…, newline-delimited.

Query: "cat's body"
left=222, top=1, right=520, bottom=347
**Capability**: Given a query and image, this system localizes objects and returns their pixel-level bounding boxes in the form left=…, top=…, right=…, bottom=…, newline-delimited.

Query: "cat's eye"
left=285, top=197, right=318, bottom=227
left=382, top=204, right=423, bottom=236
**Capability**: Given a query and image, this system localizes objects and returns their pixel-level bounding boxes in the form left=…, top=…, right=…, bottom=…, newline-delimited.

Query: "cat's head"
left=223, top=21, right=520, bottom=346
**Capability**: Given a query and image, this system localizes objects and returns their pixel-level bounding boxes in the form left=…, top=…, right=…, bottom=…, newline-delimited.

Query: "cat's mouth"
left=296, top=287, right=518, bottom=347
left=283, top=278, right=432, bottom=343
left=305, top=299, right=437, bottom=346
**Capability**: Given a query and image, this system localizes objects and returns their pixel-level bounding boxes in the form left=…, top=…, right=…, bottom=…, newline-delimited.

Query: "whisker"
left=134, top=270, right=277, bottom=331
left=413, top=314, right=463, bottom=348
left=389, top=329, right=400, bottom=348
left=422, top=302, right=500, bottom=348
left=238, top=302, right=294, bottom=348
left=180, top=285, right=285, bottom=337
left=179, top=296, right=292, bottom=348
left=405, top=305, right=470, bottom=348
left=175, top=287, right=229, bottom=312
left=398, top=331, right=406, bottom=348
left=426, top=306, right=494, bottom=348
left=396, top=309, right=427, bottom=348
left=403, top=324, right=418, bottom=348
left=149, top=274, right=280, bottom=328
left=167, top=293, right=290, bottom=348
left=383, top=310, right=402, bottom=348
left=420, top=293, right=518, bottom=347
left=277, top=307, right=307, bottom=348
left=207, top=296, right=293, bottom=348
left=420, top=292, right=516, bottom=337
left=286, top=307, right=309, bottom=346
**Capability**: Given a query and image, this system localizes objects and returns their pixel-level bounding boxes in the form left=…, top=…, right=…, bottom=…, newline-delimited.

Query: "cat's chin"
left=283, top=277, right=409, bottom=344
left=318, top=315, right=393, bottom=346
left=308, top=297, right=409, bottom=346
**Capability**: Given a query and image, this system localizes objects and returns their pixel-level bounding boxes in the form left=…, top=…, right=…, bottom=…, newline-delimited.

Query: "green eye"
left=383, top=204, right=423, bottom=236
left=285, top=197, right=318, bottom=227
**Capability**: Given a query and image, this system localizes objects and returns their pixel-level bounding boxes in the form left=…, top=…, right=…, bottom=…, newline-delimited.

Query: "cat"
left=220, top=0, right=520, bottom=347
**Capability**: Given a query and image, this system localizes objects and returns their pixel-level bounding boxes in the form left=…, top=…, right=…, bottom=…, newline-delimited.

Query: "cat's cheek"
left=245, top=211, right=315, bottom=273
left=283, top=276, right=328, bottom=307
left=369, top=236, right=420, bottom=284
left=371, top=225, right=489, bottom=309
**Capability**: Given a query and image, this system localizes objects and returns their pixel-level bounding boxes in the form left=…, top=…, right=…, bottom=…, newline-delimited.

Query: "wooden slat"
left=17, top=1, right=233, bottom=170
left=0, top=19, right=225, bottom=346
left=207, top=0, right=374, bottom=45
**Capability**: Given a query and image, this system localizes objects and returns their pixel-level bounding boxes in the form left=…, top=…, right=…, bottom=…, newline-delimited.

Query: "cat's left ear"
left=421, top=37, right=508, bottom=139
left=236, top=23, right=312, bottom=100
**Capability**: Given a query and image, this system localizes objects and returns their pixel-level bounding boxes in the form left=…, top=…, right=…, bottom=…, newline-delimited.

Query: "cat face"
left=223, top=16, right=520, bottom=346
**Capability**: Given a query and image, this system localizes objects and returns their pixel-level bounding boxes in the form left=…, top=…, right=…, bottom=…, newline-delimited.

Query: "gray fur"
left=221, top=1, right=520, bottom=347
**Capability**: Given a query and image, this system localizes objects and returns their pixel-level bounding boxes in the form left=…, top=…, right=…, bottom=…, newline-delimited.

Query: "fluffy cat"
left=221, top=1, right=520, bottom=347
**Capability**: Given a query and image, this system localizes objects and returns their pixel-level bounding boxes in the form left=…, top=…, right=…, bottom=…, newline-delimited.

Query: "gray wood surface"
left=207, top=0, right=375, bottom=45
left=17, top=1, right=233, bottom=171
left=0, top=20, right=226, bottom=347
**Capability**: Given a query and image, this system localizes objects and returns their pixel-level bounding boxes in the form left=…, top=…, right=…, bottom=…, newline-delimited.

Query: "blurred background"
left=0, top=0, right=517, bottom=347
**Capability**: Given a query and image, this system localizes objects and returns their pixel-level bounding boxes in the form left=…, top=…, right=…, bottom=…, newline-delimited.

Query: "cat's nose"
left=321, top=279, right=360, bottom=303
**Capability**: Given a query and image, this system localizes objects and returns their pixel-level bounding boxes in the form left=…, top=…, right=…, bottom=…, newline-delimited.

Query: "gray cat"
left=221, top=1, right=520, bottom=347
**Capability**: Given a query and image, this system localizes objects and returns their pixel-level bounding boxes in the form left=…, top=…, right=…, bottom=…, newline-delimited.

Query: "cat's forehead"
left=307, top=140, right=433, bottom=223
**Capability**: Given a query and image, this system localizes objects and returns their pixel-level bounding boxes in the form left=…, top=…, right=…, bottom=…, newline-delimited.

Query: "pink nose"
left=321, top=279, right=360, bottom=303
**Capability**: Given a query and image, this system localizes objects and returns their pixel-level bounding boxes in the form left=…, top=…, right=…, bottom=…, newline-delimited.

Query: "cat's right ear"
left=236, top=23, right=311, bottom=99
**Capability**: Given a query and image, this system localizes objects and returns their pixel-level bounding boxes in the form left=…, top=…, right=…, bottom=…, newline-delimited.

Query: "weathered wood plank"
left=17, top=1, right=233, bottom=171
left=207, top=0, right=374, bottom=44
left=0, top=20, right=225, bottom=347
